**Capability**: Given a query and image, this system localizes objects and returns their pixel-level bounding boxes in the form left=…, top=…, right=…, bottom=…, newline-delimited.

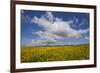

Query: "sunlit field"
left=21, top=44, right=89, bottom=63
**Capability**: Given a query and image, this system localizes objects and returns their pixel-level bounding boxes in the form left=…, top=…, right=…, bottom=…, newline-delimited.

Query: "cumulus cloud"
left=30, top=12, right=89, bottom=46
left=45, top=12, right=54, bottom=22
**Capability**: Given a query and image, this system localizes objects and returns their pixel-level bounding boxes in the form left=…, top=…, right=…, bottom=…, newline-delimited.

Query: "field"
left=21, top=44, right=89, bottom=63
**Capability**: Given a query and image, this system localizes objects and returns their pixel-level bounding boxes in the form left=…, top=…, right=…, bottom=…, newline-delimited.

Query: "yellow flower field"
left=21, top=44, right=89, bottom=63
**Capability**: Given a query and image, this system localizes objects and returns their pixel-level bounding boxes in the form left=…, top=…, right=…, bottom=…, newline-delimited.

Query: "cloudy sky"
left=21, top=10, right=90, bottom=47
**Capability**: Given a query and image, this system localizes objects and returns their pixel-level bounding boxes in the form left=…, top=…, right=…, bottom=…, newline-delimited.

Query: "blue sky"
left=21, top=10, right=89, bottom=47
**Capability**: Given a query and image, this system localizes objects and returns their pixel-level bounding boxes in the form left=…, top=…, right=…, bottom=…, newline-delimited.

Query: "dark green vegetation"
left=21, top=44, right=89, bottom=63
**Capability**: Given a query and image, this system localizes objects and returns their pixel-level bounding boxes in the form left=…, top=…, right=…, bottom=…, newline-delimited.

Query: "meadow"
left=21, top=44, right=89, bottom=63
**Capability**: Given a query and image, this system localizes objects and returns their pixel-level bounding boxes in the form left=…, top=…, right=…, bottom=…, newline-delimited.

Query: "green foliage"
left=21, top=44, right=89, bottom=63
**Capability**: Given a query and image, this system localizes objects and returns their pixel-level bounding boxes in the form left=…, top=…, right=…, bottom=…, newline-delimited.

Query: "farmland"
left=21, top=44, right=89, bottom=63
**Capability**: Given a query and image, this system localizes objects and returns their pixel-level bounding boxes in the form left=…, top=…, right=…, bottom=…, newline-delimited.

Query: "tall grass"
left=21, top=44, right=89, bottom=63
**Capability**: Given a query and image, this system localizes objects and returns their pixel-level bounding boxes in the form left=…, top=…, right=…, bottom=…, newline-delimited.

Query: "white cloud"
left=45, top=12, right=54, bottom=22
left=74, top=16, right=79, bottom=23
left=21, top=13, right=31, bottom=24
left=72, top=17, right=87, bottom=27
left=79, top=19, right=86, bottom=26
left=30, top=12, right=89, bottom=46
left=79, top=22, right=84, bottom=26
left=84, top=36, right=89, bottom=40
left=78, top=29, right=89, bottom=34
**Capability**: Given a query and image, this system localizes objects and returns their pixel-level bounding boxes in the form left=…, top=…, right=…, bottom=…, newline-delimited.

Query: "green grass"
left=21, top=44, right=89, bottom=63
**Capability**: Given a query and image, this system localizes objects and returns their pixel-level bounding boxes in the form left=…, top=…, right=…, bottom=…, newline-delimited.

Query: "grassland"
left=21, top=44, right=89, bottom=63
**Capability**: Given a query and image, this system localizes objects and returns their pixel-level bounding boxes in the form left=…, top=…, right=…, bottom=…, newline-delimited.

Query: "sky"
left=21, top=10, right=90, bottom=47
